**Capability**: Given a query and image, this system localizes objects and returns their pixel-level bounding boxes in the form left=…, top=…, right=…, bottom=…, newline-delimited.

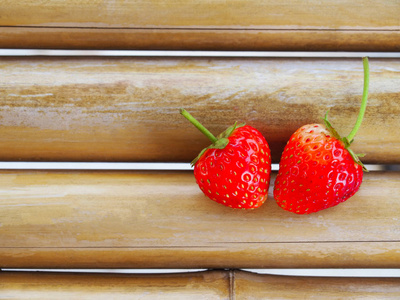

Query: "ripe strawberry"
left=273, top=57, right=370, bottom=214
left=180, top=109, right=271, bottom=209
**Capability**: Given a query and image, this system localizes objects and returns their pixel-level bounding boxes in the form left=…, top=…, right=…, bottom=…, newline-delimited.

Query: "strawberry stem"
left=180, top=109, right=218, bottom=143
left=346, top=57, right=369, bottom=143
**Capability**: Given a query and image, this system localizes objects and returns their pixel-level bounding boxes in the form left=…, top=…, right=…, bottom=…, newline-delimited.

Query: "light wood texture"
left=0, top=57, right=399, bottom=163
left=3, top=0, right=398, bottom=29
left=1, top=171, right=400, bottom=269
left=235, top=271, right=400, bottom=299
left=2, top=270, right=400, bottom=299
left=0, top=271, right=230, bottom=299
left=0, top=0, right=399, bottom=51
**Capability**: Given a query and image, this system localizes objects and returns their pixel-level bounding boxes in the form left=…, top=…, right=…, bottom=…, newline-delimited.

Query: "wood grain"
left=0, top=57, right=399, bottom=163
left=0, top=0, right=399, bottom=51
left=3, top=0, right=399, bottom=29
left=2, top=270, right=400, bottom=299
left=235, top=271, right=400, bottom=299
left=0, top=271, right=230, bottom=299
left=1, top=171, right=400, bottom=269
left=2, top=27, right=400, bottom=51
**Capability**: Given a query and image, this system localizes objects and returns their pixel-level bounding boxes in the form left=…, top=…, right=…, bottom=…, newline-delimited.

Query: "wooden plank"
left=0, top=271, right=230, bottom=299
left=2, top=28, right=400, bottom=51
left=0, top=57, right=399, bottom=163
left=235, top=271, right=400, bottom=299
left=1, top=171, right=400, bottom=269
left=1, top=270, right=400, bottom=299
left=0, top=0, right=399, bottom=51
left=3, top=0, right=398, bottom=29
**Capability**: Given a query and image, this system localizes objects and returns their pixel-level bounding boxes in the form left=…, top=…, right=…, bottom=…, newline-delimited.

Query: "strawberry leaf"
left=190, top=124, right=245, bottom=167
left=323, top=110, right=368, bottom=172
left=341, top=137, right=351, bottom=148
left=347, top=147, right=369, bottom=172
left=218, top=122, right=246, bottom=139
left=181, top=109, right=246, bottom=167
left=322, top=111, right=341, bottom=140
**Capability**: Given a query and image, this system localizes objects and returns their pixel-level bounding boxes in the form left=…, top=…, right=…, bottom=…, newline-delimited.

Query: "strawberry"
left=273, top=57, right=370, bottom=214
left=180, top=109, right=271, bottom=209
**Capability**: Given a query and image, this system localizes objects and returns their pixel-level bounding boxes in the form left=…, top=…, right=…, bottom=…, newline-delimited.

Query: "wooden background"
left=0, top=0, right=399, bottom=50
left=1, top=0, right=400, bottom=297
left=1, top=171, right=400, bottom=269
left=0, top=57, right=399, bottom=164
left=2, top=270, right=400, bottom=299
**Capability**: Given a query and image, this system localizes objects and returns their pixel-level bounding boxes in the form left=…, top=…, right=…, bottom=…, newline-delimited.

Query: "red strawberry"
left=273, top=57, right=370, bottom=214
left=180, top=109, right=271, bottom=209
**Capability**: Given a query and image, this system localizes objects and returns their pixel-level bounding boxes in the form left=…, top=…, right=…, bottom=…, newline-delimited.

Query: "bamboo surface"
left=234, top=271, right=400, bottom=299
left=1, top=171, right=400, bottom=269
left=2, top=28, right=400, bottom=52
left=0, top=57, right=399, bottom=163
left=0, top=0, right=399, bottom=51
left=0, top=270, right=230, bottom=299
left=1, top=270, right=400, bottom=299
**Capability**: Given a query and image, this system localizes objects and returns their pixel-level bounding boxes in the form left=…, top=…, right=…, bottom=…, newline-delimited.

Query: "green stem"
left=346, top=57, right=369, bottom=142
left=180, top=108, right=218, bottom=143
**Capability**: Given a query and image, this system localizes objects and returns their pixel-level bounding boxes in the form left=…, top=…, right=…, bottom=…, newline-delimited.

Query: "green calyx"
left=323, top=57, right=369, bottom=172
left=180, top=109, right=245, bottom=166
left=323, top=111, right=367, bottom=171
